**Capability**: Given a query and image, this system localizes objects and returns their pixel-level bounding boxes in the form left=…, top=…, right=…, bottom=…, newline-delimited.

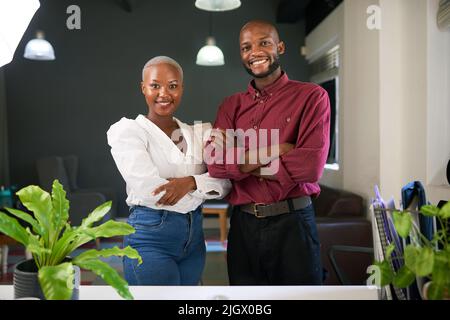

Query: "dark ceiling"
left=116, top=0, right=342, bottom=35
left=276, top=0, right=311, bottom=23
left=276, top=0, right=343, bottom=34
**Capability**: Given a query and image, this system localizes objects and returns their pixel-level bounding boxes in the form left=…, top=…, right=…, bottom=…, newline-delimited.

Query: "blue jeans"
left=123, top=205, right=206, bottom=285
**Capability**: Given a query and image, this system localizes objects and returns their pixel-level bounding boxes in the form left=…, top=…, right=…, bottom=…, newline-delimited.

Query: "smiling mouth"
left=155, top=101, right=172, bottom=107
left=249, top=58, right=269, bottom=66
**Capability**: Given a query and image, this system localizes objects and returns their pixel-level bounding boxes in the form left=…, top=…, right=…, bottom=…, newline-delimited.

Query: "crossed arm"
left=108, top=121, right=230, bottom=208
left=210, top=129, right=295, bottom=181
left=207, top=88, right=330, bottom=184
left=152, top=177, right=197, bottom=206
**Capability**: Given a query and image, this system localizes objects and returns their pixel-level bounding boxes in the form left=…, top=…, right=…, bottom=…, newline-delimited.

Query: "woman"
left=107, top=56, right=231, bottom=285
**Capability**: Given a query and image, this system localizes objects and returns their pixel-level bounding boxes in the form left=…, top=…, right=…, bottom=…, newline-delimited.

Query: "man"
left=206, top=20, right=331, bottom=285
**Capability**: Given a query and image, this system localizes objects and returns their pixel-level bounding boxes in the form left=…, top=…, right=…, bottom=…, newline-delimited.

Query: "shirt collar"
left=135, top=115, right=194, bottom=159
left=247, top=71, right=289, bottom=97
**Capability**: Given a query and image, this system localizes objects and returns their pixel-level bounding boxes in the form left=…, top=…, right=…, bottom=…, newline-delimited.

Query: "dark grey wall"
left=5, top=0, right=307, bottom=217
left=0, top=68, right=9, bottom=187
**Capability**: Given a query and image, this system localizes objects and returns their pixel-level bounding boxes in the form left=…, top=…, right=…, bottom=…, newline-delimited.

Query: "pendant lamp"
left=195, top=0, right=241, bottom=12
left=196, top=13, right=224, bottom=66
left=24, top=30, right=55, bottom=61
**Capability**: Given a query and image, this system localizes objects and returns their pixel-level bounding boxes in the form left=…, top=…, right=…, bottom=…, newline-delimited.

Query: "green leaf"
left=393, top=211, right=412, bottom=238
left=392, top=266, right=416, bottom=288
left=25, top=227, right=51, bottom=258
left=374, top=260, right=394, bottom=286
left=38, top=262, right=74, bottom=300
left=50, top=228, right=91, bottom=264
left=404, top=245, right=420, bottom=273
left=427, top=282, right=444, bottom=300
left=0, top=211, right=30, bottom=246
left=51, top=180, right=70, bottom=235
left=439, top=201, right=450, bottom=219
left=420, top=205, right=440, bottom=217
left=82, top=220, right=135, bottom=239
left=385, top=243, right=395, bottom=258
left=63, top=221, right=135, bottom=257
left=432, top=252, right=450, bottom=286
left=415, top=247, right=434, bottom=277
left=16, top=185, right=53, bottom=243
left=80, top=201, right=112, bottom=228
left=73, top=245, right=142, bottom=265
left=4, top=207, right=43, bottom=236
left=74, top=259, right=133, bottom=300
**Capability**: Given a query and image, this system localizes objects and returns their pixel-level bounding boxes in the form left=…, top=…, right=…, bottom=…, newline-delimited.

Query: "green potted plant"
left=373, top=202, right=450, bottom=300
left=0, top=179, right=142, bottom=300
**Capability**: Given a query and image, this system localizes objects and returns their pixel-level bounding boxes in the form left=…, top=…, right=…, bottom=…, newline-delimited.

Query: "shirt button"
left=260, top=100, right=264, bottom=104
left=253, top=126, right=258, bottom=129
left=286, top=117, right=291, bottom=122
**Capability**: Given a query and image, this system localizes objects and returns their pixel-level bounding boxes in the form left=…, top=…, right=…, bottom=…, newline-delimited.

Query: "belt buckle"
left=253, top=203, right=266, bottom=218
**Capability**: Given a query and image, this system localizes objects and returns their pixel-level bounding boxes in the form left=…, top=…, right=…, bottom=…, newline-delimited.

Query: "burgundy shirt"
left=207, top=72, right=330, bottom=205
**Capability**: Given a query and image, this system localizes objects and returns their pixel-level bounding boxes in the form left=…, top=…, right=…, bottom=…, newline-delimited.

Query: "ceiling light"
left=24, top=30, right=55, bottom=61
left=195, top=0, right=241, bottom=12
left=196, top=36, right=224, bottom=66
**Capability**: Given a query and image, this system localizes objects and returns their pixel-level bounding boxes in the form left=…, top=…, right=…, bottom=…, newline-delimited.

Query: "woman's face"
left=141, top=63, right=183, bottom=118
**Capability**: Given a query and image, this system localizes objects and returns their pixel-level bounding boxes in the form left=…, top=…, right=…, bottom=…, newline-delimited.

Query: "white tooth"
left=252, top=60, right=266, bottom=66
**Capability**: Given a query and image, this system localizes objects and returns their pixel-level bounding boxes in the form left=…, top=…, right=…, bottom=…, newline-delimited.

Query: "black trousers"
left=227, top=204, right=323, bottom=285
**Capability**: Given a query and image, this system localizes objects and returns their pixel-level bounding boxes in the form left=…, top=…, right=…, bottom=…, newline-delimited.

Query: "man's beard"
left=244, top=56, right=281, bottom=78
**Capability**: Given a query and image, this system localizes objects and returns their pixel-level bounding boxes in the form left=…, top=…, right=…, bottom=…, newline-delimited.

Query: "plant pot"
left=13, top=259, right=80, bottom=300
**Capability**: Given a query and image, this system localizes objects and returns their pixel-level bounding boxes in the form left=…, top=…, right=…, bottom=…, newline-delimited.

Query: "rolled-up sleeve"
left=190, top=172, right=232, bottom=200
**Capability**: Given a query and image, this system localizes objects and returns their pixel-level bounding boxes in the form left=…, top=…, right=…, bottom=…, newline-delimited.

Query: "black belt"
left=240, top=196, right=312, bottom=218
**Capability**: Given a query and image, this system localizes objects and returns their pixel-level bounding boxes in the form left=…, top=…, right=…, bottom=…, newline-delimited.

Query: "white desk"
left=0, top=285, right=379, bottom=300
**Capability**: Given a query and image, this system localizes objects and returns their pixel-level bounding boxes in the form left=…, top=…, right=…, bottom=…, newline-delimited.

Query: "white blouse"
left=107, top=114, right=231, bottom=213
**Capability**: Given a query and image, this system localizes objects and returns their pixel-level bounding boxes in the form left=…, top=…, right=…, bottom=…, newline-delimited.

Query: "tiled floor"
left=0, top=227, right=228, bottom=286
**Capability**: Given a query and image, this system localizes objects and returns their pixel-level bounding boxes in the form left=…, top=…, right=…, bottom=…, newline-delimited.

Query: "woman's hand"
left=152, top=177, right=197, bottom=206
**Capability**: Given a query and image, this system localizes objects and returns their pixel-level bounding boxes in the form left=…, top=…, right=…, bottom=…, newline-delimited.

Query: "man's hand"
left=248, top=143, right=295, bottom=180
left=210, top=128, right=238, bottom=149
left=239, top=143, right=296, bottom=174
left=250, top=167, right=278, bottom=180
left=279, top=143, right=295, bottom=155
left=152, top=177, right=197, bottom=206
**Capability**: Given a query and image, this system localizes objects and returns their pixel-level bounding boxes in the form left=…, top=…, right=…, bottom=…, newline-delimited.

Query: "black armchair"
left=36, top=155, right=117, bottom=226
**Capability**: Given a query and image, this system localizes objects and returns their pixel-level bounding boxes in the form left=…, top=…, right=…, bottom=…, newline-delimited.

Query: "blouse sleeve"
left=189, top=121, right=232, bottom=200
left=107, top=118, right=197, bottom=210
left=190, top=172, right=232, bottom=200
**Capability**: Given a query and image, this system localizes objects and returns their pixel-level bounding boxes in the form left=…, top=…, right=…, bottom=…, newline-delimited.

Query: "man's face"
left=239, top=24, right=285, bottom=79
left=141, top=63, right=183, bottom=117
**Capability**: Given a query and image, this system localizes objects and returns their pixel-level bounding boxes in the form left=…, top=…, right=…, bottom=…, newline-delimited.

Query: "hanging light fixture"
left=195, top=0, right=241, bottom=12
left=24, top=30, right=55, bottom=61
left=0, top=0, right=41, bottom=67
left=196, top=13, right=224, bottom=66
left=196, top=36, right=224, bottom=66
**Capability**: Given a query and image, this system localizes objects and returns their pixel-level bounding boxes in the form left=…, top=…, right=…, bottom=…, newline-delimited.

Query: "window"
left=309, top=46, right=339, bottom=167
left=319, top=78, right=338, bottom=165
